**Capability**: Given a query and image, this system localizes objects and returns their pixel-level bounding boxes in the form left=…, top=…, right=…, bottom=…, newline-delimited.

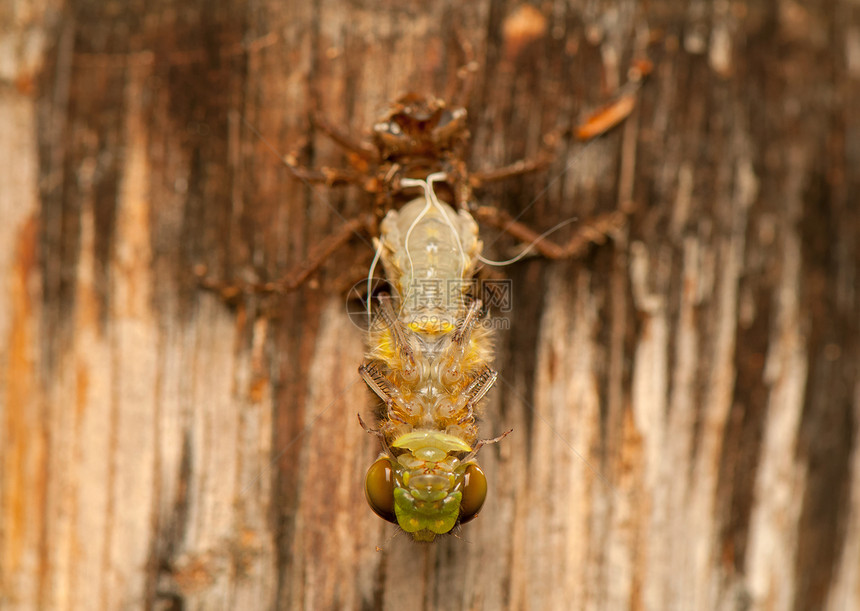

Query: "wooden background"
left=2, top=1, right=858, bottom=609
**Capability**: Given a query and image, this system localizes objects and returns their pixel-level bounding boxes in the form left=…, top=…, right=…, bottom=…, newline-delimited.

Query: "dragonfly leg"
left=359, top=363, right=400, bottom=403
left=375, top=298, right=418, bottom=380
left=455, top=366, right=498, bottom=425
left=444, top=30, right=478, bottom=110
left=473, top=205, right=630, bottom=260
left=310, top=111, right=376, bottom=161
left=462, top=428, right=513, bottom=462
left=286, top=164, right=368, bottom=187
left=469, top=149, right=556, bottom=186
left=439, top=300, right=485, bottom=386
left=195, top=213, right=375, bottom=301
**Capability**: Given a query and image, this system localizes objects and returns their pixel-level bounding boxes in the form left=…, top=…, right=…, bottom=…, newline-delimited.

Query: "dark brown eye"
left=365, top=458, right=397, bottom=523
left=458, top=464, right=487, bottom=524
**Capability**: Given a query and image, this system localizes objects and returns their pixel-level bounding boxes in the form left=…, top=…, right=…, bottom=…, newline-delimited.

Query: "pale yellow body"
left=367, top=197, right=493, bottom=443
left=360, top=196, right=498, bottom=540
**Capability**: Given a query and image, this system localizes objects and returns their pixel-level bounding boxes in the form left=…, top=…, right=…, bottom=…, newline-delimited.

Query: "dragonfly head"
left=364, top=430, right=487, bottom=541
left=372, top=94, right=469, bottom=163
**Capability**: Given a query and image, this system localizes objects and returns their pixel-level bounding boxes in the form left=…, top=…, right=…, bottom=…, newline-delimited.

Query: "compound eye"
left=458, top=464, right=487, bottom=524
left=364, top=458, right=397, bottom=524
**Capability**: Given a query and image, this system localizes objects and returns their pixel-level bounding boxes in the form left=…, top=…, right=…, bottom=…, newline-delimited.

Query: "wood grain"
left=1, top=1, right=858, bottom=610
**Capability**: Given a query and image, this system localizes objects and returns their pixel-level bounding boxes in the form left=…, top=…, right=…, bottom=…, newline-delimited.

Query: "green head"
left=364, top=431, right=488, bottom=541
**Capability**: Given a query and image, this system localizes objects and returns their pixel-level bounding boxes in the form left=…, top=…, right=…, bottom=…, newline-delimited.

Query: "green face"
left=364, top=431, right=488, bottom=541
left=393, top=487, right=462, bottom=541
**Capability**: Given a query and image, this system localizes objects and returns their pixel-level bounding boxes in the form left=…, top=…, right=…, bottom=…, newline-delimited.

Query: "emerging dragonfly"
left=358, top=168, right=504, bottom=541
left=200, top=84, right=643, bottom=540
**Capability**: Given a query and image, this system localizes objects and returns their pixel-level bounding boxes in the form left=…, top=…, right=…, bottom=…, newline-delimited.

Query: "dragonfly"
left=199, top=77, right=646, bottom=541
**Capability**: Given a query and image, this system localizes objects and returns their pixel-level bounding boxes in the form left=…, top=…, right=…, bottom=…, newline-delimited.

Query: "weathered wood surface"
left=1, top=1, right=858, bottom=610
